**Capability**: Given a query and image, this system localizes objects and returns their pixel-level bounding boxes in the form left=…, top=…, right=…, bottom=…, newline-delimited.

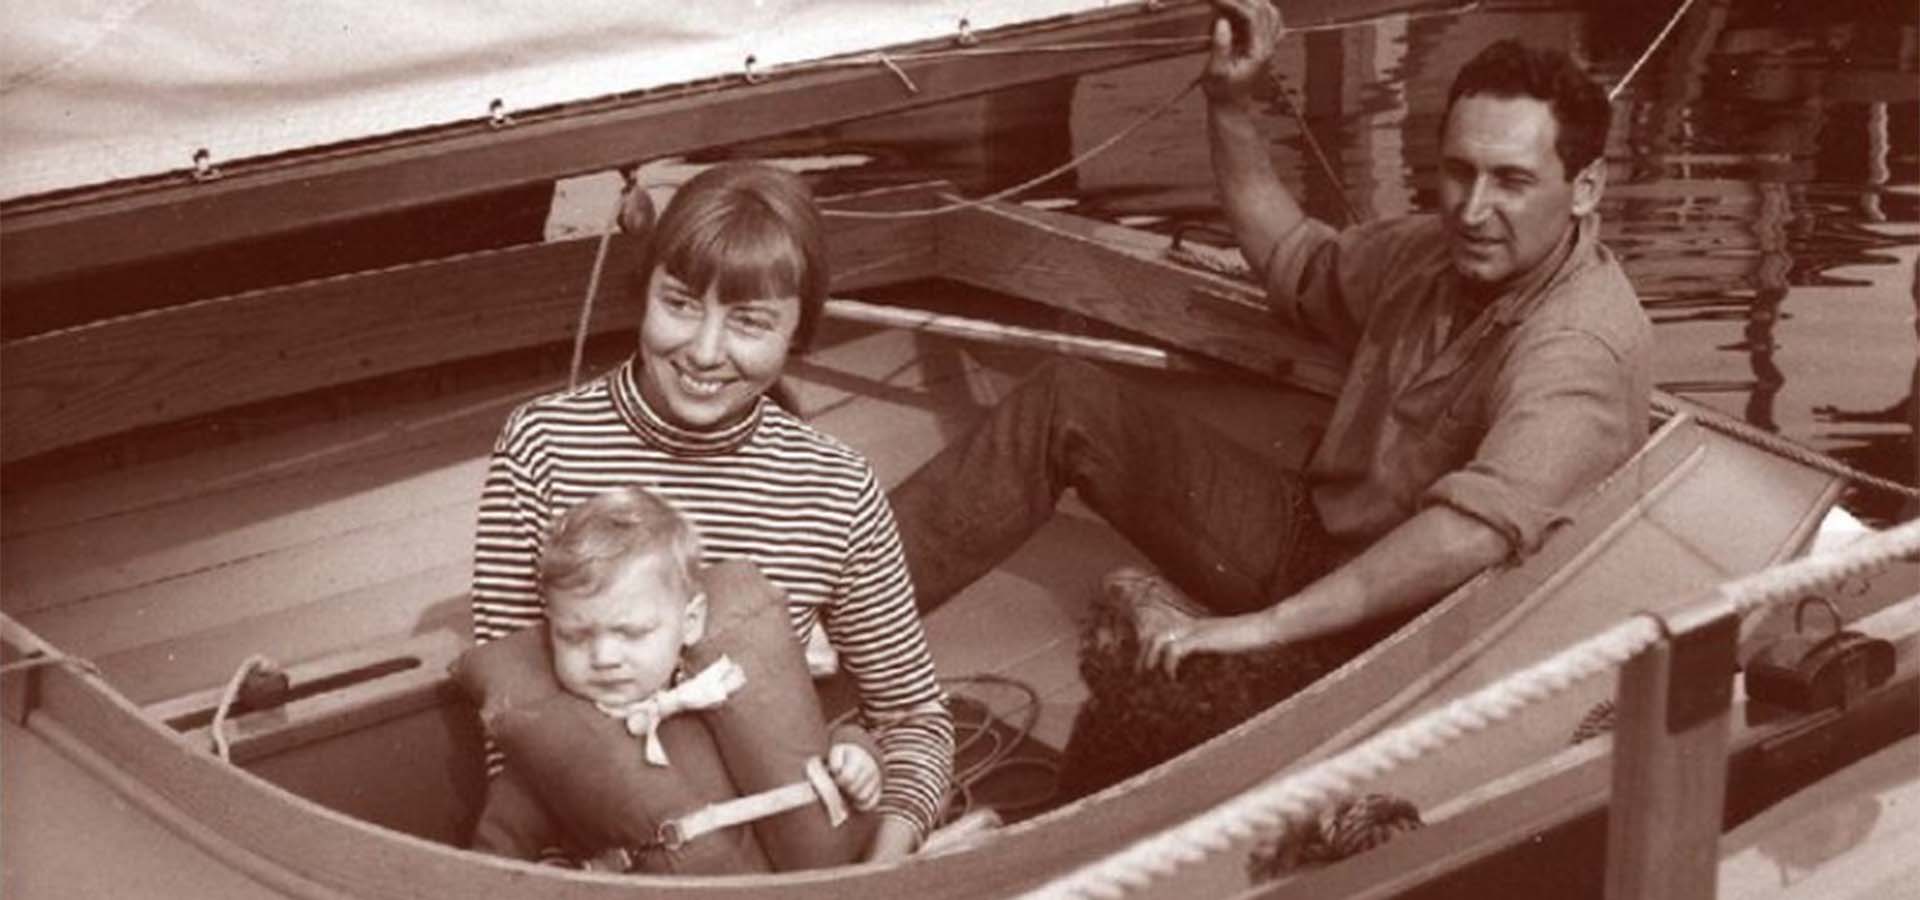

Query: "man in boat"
left=886, top=0, right=1652, bottom=790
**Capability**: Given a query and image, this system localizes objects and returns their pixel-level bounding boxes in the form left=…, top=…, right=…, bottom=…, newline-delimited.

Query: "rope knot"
left=597, top=655, right=746, bottom=766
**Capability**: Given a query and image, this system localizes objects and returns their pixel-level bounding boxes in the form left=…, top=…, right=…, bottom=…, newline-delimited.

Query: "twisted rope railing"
left=1036, top=517, right=1920, bottom=898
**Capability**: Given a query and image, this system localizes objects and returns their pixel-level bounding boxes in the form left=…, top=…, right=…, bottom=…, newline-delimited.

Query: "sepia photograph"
left=2, top=1, right=1915, bottom=897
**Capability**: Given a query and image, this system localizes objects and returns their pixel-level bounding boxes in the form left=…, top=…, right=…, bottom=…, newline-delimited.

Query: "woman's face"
left=637, top=269, right=800, bottom=430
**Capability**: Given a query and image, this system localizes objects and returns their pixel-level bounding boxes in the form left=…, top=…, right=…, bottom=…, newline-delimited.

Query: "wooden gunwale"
left=1243, top=596, right=1920, bottom=900
left=0, top=0, right=1427, bottom=290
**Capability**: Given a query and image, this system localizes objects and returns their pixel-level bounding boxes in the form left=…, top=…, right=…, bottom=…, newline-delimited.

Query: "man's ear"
left=1570, top=157, right=1605, bottom=218
left=682, top=591, right=708, bottom=647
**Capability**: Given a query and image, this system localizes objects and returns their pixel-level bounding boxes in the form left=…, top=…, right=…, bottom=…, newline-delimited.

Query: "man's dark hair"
left=1442, top=39, right=1612, bottom=179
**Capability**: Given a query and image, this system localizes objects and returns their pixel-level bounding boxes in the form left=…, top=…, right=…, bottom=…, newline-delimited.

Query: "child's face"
left=547, top=556, right=701, bottom=707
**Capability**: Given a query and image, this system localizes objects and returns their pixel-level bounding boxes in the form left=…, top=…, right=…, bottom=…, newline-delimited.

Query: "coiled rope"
left=827, top=673, right=1062, bottom=825
left=1037, top=516, right=1920, bottom=898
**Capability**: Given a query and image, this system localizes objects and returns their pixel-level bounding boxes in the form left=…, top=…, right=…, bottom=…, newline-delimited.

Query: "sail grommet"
left=488, top=99, right=514, bottom=129
left=191, top=148, right=221, bottom=182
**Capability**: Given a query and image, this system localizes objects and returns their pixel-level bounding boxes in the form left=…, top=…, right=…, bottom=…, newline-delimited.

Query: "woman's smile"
left=636, top=272, right=800, bottom=431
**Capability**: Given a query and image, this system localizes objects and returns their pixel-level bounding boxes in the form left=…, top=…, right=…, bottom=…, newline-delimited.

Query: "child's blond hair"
left=538, top=486, right=701, bottom=603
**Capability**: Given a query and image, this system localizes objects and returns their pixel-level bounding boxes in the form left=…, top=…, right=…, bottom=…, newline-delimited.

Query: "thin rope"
left=1607, top=0, right=1704, bottom=103
left=567, top=196, right=625, bottom=390
left=1038, top=517, right=1920, bottom=898
left=209, top=654, right=274, bottom=762
left=1654, top=393, right=1920, bottom=501
left=834, top=673, right=1060, bottom=823
left=822, top=76, right=1201, bottom=221
left=0, top=649, right=102, bottom=679
left=817, top=1, right=1484, bottom=222
left=1602, top=0, right=1918, bottom=505
left=1267, top=69, right=1364, bottom=226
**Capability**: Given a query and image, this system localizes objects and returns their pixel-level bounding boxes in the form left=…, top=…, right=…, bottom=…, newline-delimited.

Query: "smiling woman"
left=468, top=163, right=953, bottom=864
left=634, top=165, right=828, bottom=430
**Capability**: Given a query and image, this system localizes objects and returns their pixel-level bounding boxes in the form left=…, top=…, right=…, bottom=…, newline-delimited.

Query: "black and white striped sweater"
left=471, top=357, right=953, bottom=837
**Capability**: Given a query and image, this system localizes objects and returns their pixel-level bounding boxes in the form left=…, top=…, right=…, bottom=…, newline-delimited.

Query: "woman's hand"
left=827, top=742, right=882, bottom=812
left=1139, top=609, right=1287, bottom=679
left=1203, top=0, right=1281, bottom=105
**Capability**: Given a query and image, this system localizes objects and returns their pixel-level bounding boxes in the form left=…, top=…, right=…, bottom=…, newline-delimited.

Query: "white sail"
left=0, top=0, right=1123, bottom=200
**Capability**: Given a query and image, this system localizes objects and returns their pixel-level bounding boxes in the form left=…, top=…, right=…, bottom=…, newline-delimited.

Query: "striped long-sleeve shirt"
left=471, top=358, right=953, bottom=838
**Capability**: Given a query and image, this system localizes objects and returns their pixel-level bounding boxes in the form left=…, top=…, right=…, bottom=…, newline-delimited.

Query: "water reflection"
left=746, top=0, right=1917, bottom=524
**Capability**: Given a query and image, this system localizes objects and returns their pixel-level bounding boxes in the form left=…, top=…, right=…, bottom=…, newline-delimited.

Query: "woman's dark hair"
left=1442, top=40, right=1612, bottom=179
left=631, top=162, right=829, bottom=353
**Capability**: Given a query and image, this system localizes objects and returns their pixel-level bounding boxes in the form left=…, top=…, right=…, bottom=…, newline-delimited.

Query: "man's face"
left=1437, top=94, right=1601, bottom=287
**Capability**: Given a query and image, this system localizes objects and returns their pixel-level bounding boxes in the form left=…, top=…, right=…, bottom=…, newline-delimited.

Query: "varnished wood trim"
left=0, top=187, right=938, bottom=464
left=936, top=200, right=1348, bottom=396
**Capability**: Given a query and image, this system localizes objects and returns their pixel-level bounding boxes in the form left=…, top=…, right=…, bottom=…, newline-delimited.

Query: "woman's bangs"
left=663, top=206, right=806, bottom=305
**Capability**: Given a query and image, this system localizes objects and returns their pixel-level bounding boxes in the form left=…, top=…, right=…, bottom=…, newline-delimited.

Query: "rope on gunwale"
left=1653, top=393, right=1920, bottom=502
left=1035, top=517, right=1920, bottom=898
left=209, top=654, right=276, bottom=762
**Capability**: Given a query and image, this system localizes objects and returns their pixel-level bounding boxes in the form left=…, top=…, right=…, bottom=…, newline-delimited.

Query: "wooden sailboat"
left=2, top=2, right=1901, bottom=897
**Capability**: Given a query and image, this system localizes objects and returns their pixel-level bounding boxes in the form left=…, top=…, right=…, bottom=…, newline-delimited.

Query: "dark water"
left=734, top=0, right=1920, bottom=527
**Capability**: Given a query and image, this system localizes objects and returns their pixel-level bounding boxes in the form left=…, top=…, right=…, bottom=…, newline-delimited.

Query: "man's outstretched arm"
left=1142, top=505, right=1507, bottom=675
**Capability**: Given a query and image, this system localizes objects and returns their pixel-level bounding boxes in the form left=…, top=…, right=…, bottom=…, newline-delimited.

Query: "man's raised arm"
left=1207, top=0, right=1308, bottom=278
